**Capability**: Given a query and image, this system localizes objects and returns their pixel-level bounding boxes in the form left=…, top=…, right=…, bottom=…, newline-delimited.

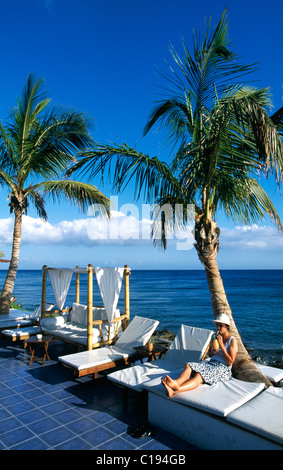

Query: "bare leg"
left=164, top=363, right=193, bottom=391
left=162, top=368, right=204, bottom=398
left=176, top=373, right=204, bottom=392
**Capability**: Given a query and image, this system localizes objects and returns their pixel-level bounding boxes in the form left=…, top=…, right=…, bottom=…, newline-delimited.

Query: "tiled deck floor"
left=0, top=337, right=198, bottom=450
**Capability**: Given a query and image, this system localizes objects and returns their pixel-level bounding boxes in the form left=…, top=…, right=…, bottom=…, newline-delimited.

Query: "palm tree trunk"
left=194, top=222, right=272, bottom=387
left=0, top=210, right=22, bottom=315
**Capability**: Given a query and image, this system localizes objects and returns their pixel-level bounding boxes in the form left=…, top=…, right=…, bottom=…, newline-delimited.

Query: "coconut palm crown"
left=68, top=11, right=283, bottom=384
left=0, top=74, right=110, bottom=314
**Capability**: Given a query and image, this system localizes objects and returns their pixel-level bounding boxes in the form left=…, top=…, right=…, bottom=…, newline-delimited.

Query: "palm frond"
left=248, top=179, right=282, bottom=230
left=143, top=97, right=194, bottom=156
left=218, top=177, right=282, bottom=230
left=156, top=10, right=256, bottom=117
left=68, top=142, right=180, bottom=203
left=270, top=107, right=283, bottom=137
left=32, top=180, right=111, bottom=216
left=150, top=192, right=195, bottom=250
left=223, top=88, right=283, bottom=180
left=4, top=74, right=93, bottom=186
left=0, top=123, right=17, bottom=175
left=0, top=166, right=16, bottom=192
left=26, top=190, right=48, bottom=220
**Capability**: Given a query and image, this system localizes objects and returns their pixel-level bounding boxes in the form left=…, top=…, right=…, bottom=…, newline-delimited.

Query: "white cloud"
left=221, top=224, right=283, bottom=250
left=0, top=213, right=185, bottom=248
left=1, top=215, right=281, bottom=254
left=0, top=218, right=14, bottom=244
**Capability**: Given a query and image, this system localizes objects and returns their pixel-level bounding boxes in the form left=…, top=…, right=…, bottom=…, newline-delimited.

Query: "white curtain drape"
left=95, top=267, right=124, bottom=322
left=48, top=269, right=73, bottom=310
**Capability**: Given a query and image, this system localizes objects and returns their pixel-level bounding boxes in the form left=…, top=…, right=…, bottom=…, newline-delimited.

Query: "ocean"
left=1, top=269, right=282, bottom=366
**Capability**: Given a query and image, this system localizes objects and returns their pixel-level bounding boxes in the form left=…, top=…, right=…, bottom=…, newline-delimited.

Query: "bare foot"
left=164, top=375, right=179, bottom=391
left=161, top=378, right=175, bottom=398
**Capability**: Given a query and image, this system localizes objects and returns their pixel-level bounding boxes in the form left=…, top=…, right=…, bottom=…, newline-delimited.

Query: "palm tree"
left=0, top=74, right=110, bottom=315
left=68, top=12, right=283, bottom=385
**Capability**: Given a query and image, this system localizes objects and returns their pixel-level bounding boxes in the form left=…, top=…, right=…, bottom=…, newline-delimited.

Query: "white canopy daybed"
left=40, top=264, right=130, bottom=350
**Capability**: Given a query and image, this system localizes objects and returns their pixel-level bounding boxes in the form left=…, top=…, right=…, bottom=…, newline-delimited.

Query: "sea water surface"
left=1, top=269, right=282, bottom=366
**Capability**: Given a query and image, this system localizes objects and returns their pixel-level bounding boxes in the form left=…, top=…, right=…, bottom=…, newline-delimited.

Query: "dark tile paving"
left=0, top=337, right=198, bottom=451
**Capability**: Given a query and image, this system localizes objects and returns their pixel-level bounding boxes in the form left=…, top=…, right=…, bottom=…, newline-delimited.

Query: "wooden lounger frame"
left=40, top=264, right=130, bottom=350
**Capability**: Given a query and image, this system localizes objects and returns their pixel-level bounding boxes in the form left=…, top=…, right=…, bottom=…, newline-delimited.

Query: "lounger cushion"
left=108, top=362, right=183, bottom=392
left=255, top=363, right=283, bottom=384
left=108, top=324, right=214, bottom=391
left=165, top=325, right=213, bottom=365
left=70, top=303, right=88, bottom=326
left=41, top=321, right=118, bottom=346
left=0, top=309, right=32, bottom=321
left=0, top=305, right=53, bottom=324
left=2, top=325, right=41, bottom=339
left=143, top=375, right=265, bottom=417
left=70, top=303, right=120, bottom=327
left=59, top=345, right=131, bottom=370
left=0, top=307, right=49, bottom=323
left=40, top=315, right=66, bottom=328
left=227, top=387, right=283, bottom=445
left=115, top=316, right=160, bottom=349
left=93, top=306, right=120, bottom=321
left=0, top=319, right=34, bottom=329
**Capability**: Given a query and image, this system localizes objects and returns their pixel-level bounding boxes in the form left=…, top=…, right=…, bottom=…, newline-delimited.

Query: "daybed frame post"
left=75, top=266, right=80, bottom=304
left=124, top=265, right=130, bottom=328
left=41, top=265, right=47, bottom=319
left=87, top=264, right=93, bottom=350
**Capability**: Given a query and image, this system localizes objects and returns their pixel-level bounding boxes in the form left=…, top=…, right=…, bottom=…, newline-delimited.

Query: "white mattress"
left=0, top=309, right=32, bottom=321
left=59, top=345, right=132, bottom=370
left=255, top=363, right=283, bottom=384
left=163, top=325, right=213, bottom=366
left=143, top=375, right=265, bottom=417
left=108, top=360, right=184, bottom=392
left=227, top=386, right=283, bottom=445
left=41, top=322, right=119, bottom=346
left=2, top=325, right=40, bottom=338
left=114, top=316, right=159, bottom=349
left=0, top=319, right=34, bottom=329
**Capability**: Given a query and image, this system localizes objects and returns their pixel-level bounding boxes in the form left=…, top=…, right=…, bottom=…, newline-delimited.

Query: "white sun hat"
left=212, top=313, right=230, bottom=326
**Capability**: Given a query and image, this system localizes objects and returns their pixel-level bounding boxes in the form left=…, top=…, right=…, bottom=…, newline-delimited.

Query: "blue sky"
left=0, top=0, right=282, bottom=270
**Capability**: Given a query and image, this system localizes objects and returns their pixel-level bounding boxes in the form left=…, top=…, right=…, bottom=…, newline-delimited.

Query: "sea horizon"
left=1, top=267, right=283, bottom=271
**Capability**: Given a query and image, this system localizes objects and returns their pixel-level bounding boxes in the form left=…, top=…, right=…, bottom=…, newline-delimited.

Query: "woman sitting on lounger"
left=162, top=314, right=238, bottom=398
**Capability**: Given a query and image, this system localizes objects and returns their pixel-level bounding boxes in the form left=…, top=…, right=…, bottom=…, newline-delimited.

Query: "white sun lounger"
left=141, top=367, right=282, bottom=449
left=107, top=325, right=214, bottom=391
left=58, top=315, right=159, bottom=378
left=227, top=386, right=283, bottom=447
left=0, top=309, right=36, bottom=331
left=1, top=304, right=55, bottom=340
left=0, top=308, right=33, bottom=321
left=143, top=375, right=281, bottom=450
left=0, top=318, right=35, bottom=331
left=2, top=325, right=41, bottom=341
